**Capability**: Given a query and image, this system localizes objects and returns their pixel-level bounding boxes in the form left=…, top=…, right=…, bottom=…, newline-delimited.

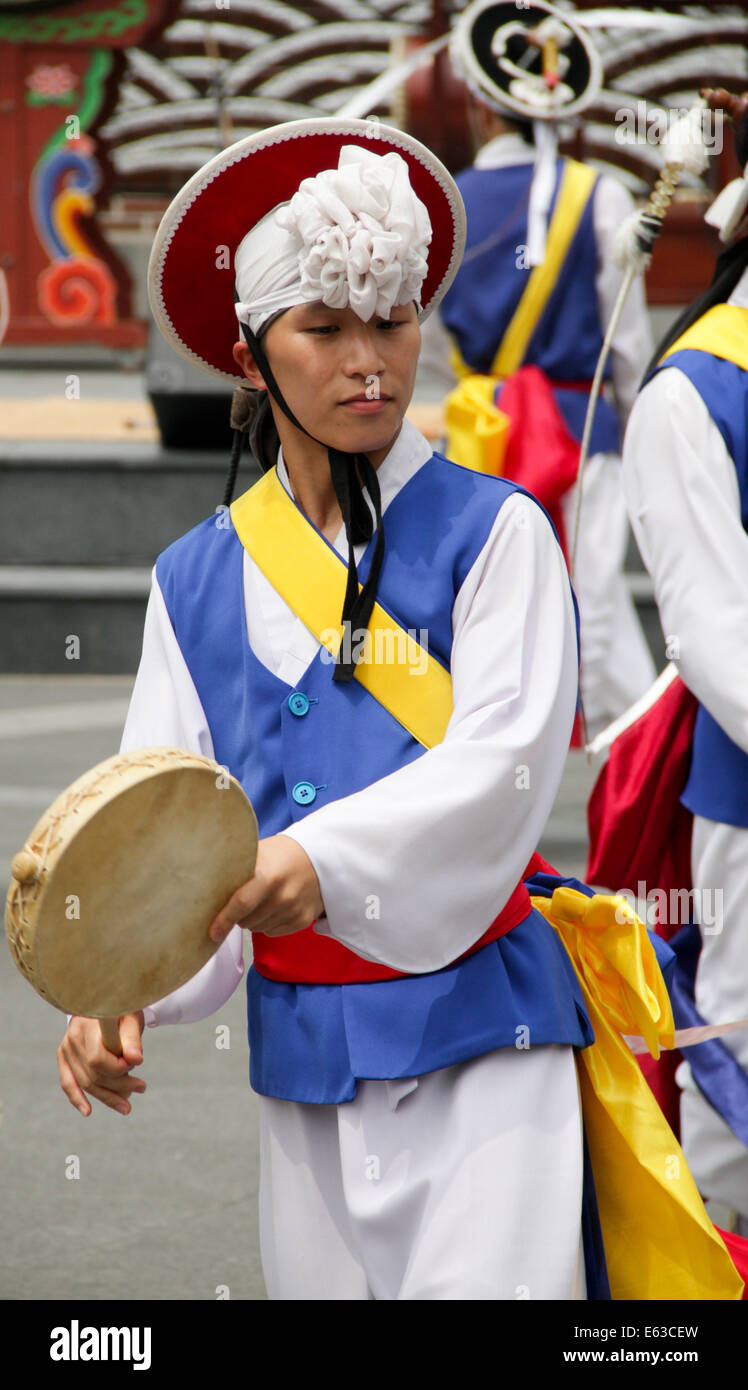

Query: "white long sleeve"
left=283, top=490, right=579, bottom=973
left=122, top=574, right=246, bottom=1027
left=121, top=571, right=215, bottom=758
left=623, top=367, right=748, bottom=755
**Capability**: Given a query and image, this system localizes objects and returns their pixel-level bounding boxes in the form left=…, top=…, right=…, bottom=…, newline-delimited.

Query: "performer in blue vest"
left=56, top=114, right=596, bottom=1300
left=54, top=114, right=742, bottom=1302
left=621, top=89, right=748, bottom=1234
left=430, top=0, right=655, bottom=738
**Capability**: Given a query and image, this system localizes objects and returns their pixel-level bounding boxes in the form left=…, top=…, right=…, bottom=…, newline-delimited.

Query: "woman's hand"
left=208, top=833, right=324, bottom=944
left=57, top=1013, right=146, bottom=1117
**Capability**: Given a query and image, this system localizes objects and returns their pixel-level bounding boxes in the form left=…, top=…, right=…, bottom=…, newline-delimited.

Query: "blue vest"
left=647, top=348, right=748, bottom=826
left=440, top=158, right=620, bottom=456
left=156, top=452, right=592, bottom=1102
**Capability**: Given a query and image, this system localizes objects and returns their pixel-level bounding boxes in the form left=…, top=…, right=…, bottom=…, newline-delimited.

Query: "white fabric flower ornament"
left=275, top=145, right=432, bottom=321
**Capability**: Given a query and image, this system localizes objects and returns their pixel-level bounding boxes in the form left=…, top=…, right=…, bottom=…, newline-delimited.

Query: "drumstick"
left=99, top=1018, right=124, bottom=1057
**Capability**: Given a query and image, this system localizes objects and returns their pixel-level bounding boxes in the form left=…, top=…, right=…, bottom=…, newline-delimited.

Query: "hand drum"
left=5, top=748, right=258, bottom=1054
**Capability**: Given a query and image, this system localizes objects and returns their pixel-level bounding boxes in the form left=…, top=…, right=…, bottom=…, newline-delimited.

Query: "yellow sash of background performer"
left=231, top=467, right=743, bottom=1301
left=444, top=160, right=597, bottom=476
left=661, top=302, right=748, bottom=371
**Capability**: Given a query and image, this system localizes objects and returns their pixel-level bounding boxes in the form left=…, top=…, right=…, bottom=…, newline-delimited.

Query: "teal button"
left=288, top=693, right=310, bottom=717
left=292, top=781, right=317, bottom=806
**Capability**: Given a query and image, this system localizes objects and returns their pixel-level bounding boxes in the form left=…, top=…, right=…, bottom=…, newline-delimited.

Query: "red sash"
left=252, top=879, right=532, bottom=984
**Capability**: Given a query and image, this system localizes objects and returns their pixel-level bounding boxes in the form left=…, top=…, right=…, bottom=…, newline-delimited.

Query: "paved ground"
left=0, top=677, right=262, bottom=1302
left=0, top=674, right=597, bottom=1301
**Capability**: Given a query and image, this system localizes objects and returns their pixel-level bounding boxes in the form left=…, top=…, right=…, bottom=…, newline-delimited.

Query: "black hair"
left=221, top=313, right=282, bottom=508
left=492, top=109, right=534, bottom=146
left=641, top=235, right=748, bottom=384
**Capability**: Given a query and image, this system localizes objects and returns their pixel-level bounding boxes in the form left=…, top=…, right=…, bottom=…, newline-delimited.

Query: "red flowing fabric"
left=495, top=364, right=581, bottom=564
left=715, top=1228, right=748, bottom=1296
left=586, top=674, right=698, bottom=1134
left=586, top=674, right=698, bottom=918
left=495, top=365, right=584, bottom=743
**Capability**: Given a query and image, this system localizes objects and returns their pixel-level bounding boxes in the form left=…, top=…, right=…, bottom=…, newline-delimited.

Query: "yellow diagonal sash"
left=661, top=303, right=748, bottom=372
left=230, top=467, right=452, bottom=749
left=449, top=158, right=598, bottom=384
left=491, top=159, right=597, bottom=380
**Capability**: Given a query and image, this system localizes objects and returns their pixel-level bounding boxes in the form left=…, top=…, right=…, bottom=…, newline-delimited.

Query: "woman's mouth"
left=339, top=394, right=393, bottom=414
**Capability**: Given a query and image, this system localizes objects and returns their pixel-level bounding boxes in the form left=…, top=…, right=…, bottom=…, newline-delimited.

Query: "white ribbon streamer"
left=526, top=119, right=558, bottom=267
left=625, top=1016, right=748, bottom=1055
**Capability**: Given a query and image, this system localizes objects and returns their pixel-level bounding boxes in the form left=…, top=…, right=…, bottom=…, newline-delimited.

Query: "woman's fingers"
left=57, top=1048, right=92, bottom=1117
left=209, top=834, right=324, bottom=943
left=57, top=1047, right=134, bottom=1115
left=57, top=1016, right=147, bottom=1116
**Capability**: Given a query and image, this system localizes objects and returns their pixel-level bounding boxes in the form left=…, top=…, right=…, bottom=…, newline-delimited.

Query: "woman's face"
left=233, top=299, right=421, bottom=464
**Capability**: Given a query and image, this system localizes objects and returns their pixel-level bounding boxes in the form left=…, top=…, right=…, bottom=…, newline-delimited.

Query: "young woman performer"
left=56, top=116, right=594, bottom=1300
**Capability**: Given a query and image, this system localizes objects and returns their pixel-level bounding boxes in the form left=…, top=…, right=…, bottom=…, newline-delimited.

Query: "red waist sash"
left=252, top=879, right=532, bottom=984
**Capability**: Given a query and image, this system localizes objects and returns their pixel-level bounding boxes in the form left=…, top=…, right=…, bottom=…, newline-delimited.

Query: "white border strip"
left=585, top=662, right=680, bottom=758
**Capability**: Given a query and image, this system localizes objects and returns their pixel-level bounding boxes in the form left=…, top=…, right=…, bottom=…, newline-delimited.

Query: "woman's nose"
left=344, top=328, right=385, bottom=377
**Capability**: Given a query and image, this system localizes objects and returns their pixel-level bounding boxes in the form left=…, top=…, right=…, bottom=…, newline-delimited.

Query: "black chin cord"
left=236, top=316, right=386, bottom=683
left=327, top=449, right=385, bottom=682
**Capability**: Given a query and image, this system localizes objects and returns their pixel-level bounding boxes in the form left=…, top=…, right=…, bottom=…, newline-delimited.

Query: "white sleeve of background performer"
left=623, top=368, right=748, bottom=755
left=593, top=175, right=654, bottom=425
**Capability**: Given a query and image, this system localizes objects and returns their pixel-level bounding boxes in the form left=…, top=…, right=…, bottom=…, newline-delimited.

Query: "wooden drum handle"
left=99, top=1017, right=124, bottom=1057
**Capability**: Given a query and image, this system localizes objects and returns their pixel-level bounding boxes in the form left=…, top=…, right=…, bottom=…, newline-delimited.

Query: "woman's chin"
left=333, top=410, right=403, bottom=457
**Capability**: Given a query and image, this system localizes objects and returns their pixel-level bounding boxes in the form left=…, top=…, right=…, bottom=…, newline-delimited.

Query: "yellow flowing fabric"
left=532, top=886, right=743, bottom=1300
left=442, top=373, right=511, bottom=477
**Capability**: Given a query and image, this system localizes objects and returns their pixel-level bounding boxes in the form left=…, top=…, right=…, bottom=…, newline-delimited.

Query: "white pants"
left=562, top=452, right=655, bottom=732
left=678, top=814, right=748, bottom=1221
left=258, top=1044, right=587, bottom=1300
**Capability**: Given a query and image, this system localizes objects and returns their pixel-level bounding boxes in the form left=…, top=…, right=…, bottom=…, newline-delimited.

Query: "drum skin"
left=5, top=748, right=258, bottom=1020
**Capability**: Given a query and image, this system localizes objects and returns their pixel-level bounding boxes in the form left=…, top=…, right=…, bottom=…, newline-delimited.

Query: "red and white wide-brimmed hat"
left=148, top=116, right=466, bottom=386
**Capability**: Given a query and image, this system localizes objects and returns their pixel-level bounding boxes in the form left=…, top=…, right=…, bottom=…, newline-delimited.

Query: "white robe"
left=622, top=267, right=748, bottom=1222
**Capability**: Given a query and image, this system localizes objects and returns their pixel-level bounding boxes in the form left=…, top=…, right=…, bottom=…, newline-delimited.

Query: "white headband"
left=234, top=144, right=432, bottom=335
